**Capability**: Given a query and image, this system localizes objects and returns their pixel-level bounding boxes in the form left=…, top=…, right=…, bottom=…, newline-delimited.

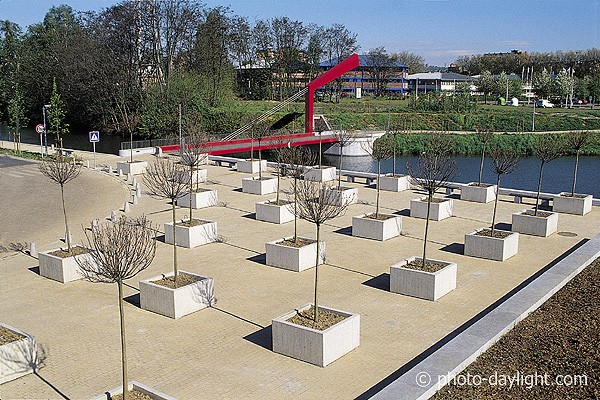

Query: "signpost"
left=89, top=131, right=99, bottom=169
left=36, top=124, right=45, bottom=157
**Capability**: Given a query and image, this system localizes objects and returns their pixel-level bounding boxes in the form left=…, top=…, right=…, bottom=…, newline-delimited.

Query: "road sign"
left=89, top=131, right=100, bottom=143
left=36, top=124, right=45, bottom=134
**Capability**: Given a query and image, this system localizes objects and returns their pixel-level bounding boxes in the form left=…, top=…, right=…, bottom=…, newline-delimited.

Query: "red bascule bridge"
left=160, top=54, right=360, bottom=155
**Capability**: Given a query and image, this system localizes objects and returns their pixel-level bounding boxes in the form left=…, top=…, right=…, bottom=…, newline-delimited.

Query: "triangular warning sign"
left=91, top=133, right=98, bottom=141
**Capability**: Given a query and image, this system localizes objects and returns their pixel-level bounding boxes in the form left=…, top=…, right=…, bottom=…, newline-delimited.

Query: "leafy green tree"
left=7, top=84, right=28, bottom=153
left=0, top=20, right=23, bottom=119
left=534, top=68, right=554, bottom=99
left=47, top=78, right=69, bottom=149
left=476, top=70, right=495, bottom=104
left=555, top=69, right=574, bottom=106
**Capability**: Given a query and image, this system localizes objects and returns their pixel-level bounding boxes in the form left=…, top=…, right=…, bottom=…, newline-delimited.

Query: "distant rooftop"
left=406, top=72, right=474, bottom=81
left=320, top=55, right=407, bottom=69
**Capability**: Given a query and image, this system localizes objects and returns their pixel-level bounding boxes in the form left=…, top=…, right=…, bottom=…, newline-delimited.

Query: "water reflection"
left=323, top=154, right=600, bottom=198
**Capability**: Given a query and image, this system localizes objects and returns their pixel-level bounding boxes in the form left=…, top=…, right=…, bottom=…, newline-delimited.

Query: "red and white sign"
left=36, top=124, right=45, bottom=134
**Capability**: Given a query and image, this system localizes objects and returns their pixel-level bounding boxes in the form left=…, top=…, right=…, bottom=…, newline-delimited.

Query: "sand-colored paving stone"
left=1, top=146, right=598, bottom=399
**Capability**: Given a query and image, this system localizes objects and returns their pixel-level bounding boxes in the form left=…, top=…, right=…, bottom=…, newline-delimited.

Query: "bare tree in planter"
left=78, top=216, right=156, bottom=400
left=294, top=178, right=351, bottom=321
left=565, top=130, right=589, bottom=196
left=315, top=117, right=328, bottom=168
left=269, top=137, right=290, bottom=205
left=284, top=146, right=317, bottom=243
left=388, top=124, right=402, bottom=177
left=475, top=128, right=494, bottom=186
left=362, top=136, right=393, bottom=218
left=406, top=133, right=456, bottom=269
left=334, top=128, right=354, bottom=188
left=533, top=134, right=564, bottom=215
left=143, top=157, right=189, bottom=283
left=39, top=155, right=82, bottom=252
left=489, top=147, right=520, bottom=235
left=180, top=132, right=208, bottom=222
left=254, top=121, right=272, bottom=180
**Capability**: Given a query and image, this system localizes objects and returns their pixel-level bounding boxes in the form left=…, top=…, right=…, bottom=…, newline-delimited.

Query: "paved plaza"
left=1, top=145, right=599, bottom=399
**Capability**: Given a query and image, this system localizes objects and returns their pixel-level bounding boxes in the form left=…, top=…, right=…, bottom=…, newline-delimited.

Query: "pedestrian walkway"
left=1, top=152, right=599, bottom=399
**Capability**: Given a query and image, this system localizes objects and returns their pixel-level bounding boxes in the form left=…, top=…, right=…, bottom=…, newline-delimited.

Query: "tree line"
left=0, top=1, right=362, bottom=139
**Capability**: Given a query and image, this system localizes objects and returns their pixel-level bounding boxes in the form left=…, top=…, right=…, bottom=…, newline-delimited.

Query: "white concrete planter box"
left=236, top=159, right=267, bottom=174
left=464, top=228, right=519, bottom=261
left=164, top=219, right=217, bottom=248
left=255, top=200, right=294, bottom=224
left=177, top=189, right=218, bottom=209
left=377, top=174, right=411, bottom=192
left=512, top=210, right=558, bottom=237
left=0, top=323, right=36, bottom=384
left=390, top=256, right=457, bottom=301
left=242, top=177, right=278, bottom=195
left=116, top=160, right=147, bottom=175
left=460, top=183, right=497, bottom=203
left=92, top=380, right=175, bottom=400
left=352, top=213, right=402, bottom=241
left=304, top=166, right=336, bottom=182
left=140, top=270, right=214, bottom=319
left=184, top=167, right=207, bottom=184
left=265, top=237, right=325, bottom=272
left=38, top=247, right=93, bottom=283
left=272, top=304, right=360, bottom=367
left=410, top=197, right=453, bottom=221
left=319, top=186, right=358, bottom=206
left=553, top=192, right=593, bottom=215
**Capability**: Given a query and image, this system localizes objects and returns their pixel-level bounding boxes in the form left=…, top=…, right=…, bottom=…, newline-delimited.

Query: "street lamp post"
left=42, top=104, right=51, bottom=156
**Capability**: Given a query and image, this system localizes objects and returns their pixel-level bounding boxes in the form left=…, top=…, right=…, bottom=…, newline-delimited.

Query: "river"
left=2, top=125, right=599, bottom=198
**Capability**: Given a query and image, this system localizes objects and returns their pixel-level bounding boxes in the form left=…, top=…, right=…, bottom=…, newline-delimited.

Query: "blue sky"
left=1, top=0, right=598, bottom=66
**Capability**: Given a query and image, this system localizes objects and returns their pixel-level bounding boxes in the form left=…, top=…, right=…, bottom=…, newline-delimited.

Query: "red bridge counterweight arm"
left=305, top=54, right=360, bottom=134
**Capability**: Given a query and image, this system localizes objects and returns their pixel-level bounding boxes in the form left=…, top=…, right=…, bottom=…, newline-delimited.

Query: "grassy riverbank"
left=239, top=98, right=600, bottom=133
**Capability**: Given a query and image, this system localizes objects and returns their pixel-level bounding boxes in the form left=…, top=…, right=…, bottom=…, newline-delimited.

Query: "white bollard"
left=109, top=165, right=113, bottom=174
left=91, top=219, right=99, bottom=231
left=86, top=160, right=90, bottom=168
left=111, top=210, right=117, bottom=222
left=133, top=194, right=139, bottom=205
left=127, top=172, right=133, bottom=183
left=124, top=202, right=130, bottom=213
left=118, top=169, right=123, bottom=177
left=29, top=242, right=37, bottom=258
left=132, top=177, right=137, bottom=187
left=136, top=186, right=142, bottom=198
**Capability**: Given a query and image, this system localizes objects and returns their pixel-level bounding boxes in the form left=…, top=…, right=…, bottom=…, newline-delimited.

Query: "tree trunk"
left=60, top=184, right=71, bottom=252
left=491, top=174, right=501, bottom=235
left=338, top=144, right=343, bottom=189
left=189, top=164, right=193, bottom=223
left=392, top=143, right=397, bottom=177
left=118, top=280, right=128, bottom=400
left=478, top=144, right=485, bottom=185
left=293, top=177, right=298, bottom=242
left=318, top=132, right=322, bottom=168
left=313, top=223, right=321, bottom=322
left=571, top=150, right=580, bottom=196
left=258, top=142, right=262, bottom=180
left=375, top=160, right=381, bottom=218
left=172, top=202, right=178, bottom=282
left=534, top=160, right=545, bottom=216
left=130, top=130, right=133, bottom=163
left=422, top=192, right=433, bottom=269
left=276, top=162, right=281, bottom=204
